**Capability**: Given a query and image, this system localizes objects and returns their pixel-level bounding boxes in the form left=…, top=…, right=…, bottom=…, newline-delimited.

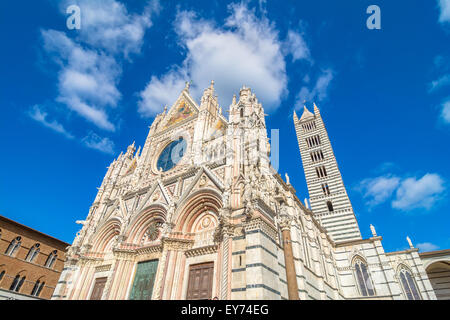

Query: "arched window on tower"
left=45, top=250, right=58, bottom=268
left=353, top=257, right=375, bottom=297
left=26, top=243, right=40, bottom=263
left=326, top=201, right=334, bottom=212
left=240, top=108, right=244, bottom=118
left=5, top=236, right=22, bottom=257
left=398, top=265, right=421, bottom=300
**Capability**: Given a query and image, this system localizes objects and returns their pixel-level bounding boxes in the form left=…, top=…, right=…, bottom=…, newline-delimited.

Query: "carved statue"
left=370, top=224, right=377, bottom=237
left=406, top=236, right=413, bottom=248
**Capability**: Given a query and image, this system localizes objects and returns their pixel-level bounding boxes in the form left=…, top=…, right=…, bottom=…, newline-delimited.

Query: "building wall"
left=0, top=215, right=69, bottom=299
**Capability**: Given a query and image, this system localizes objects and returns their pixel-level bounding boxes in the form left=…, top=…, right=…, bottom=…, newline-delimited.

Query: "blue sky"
left=0, top=0, right=449, bottom=252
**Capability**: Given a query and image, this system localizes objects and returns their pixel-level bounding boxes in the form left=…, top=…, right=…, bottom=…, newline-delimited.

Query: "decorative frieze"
left=185, top=244, right=218, bottom=258
left=95, top=264, right=112, bottom=273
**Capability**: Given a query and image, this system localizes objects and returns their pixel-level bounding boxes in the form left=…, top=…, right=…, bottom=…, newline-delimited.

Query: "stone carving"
left=406, top=236, right=413, bottom=248
left=141, top=222, right=163, bottom=245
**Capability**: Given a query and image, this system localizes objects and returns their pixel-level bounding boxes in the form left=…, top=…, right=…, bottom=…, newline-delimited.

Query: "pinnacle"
left=300, top=105, right=314, bottom=121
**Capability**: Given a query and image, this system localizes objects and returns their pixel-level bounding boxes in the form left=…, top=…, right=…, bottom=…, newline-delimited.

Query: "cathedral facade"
left=52, top=82, right=447, bottom=300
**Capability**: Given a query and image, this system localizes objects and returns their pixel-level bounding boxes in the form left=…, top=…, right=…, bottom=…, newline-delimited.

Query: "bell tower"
left=293, top=103, right=361, bottom=242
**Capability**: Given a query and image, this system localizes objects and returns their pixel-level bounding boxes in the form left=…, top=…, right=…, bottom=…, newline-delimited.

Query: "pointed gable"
left=300, top=106, right=314, bottom=121
left=178, top=166, right=224, bottom=204
left=136, top=180, right=171, bottom=212
left=161, top=88, right=199, bottom=130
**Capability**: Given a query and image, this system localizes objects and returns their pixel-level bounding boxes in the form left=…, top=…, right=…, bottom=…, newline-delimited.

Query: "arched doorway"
left=425, top=261, right=450, bottom=300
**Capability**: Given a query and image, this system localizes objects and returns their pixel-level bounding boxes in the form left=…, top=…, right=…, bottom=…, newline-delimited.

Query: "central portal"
left=186, top=262, right=214, bottom=300
left=129, top=259, right=159, bottom=300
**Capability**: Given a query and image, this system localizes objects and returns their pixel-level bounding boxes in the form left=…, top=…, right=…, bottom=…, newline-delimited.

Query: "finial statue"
left=210, top=80, right=214, bottom=89
left=370, top=224, right=377, bottom=237
left=163, top=105, right=167, bottom=113
left=184, top=81, right=190, bottom=91
left=406, top=236, right=413, bottom=248
left=285, top=173, right=290, bottom=185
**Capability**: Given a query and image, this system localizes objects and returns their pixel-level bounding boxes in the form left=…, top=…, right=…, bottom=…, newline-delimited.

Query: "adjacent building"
left=0, top=215, right=69, bottom=300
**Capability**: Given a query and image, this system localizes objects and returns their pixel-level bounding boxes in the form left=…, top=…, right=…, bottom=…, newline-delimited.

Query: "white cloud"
left=70, top=0, right=159, bottom=58
left=82, top=132, right=115, bottom=154
left=441, top=99, right=450, bottom=123
left=138, top=68, right=188, bottom=117
left=416, top=242, right=439, bottom=251
left=438, top=0, right=450, bottom=24
left=357, top=175, right=400, bottom=207
left=375, top=162, right=397, bottom=174
left=40, top=0, right=158, bottom=131
left=392, top=173, right=446, bottom=210
left=138, top=3, right=301, bottom=117
left=429, top=74, right=450, bottom=92
left=28, top=105, right=74, bottom=139
left=42, top=30, right=119, bottom=131
left=284, top=30, right=310, bottom=62
left=295, top=69, right=334, bottom=109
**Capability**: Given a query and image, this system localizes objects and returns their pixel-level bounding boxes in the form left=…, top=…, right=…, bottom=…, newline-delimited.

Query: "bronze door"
left=128, top=259, right=159, bottom=300
left=90, top=277, right=107, bottom=300
left=186, top=262, right=214, bottom=300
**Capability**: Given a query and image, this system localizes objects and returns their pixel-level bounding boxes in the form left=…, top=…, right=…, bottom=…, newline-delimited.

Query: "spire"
left=300, top=105, right=314, bottom=121
left=313, top=102, right=320, bottom=115
left=293, top=110, right=298, bottom=122
left=126, top=141, right=136, bottom=158
left=184, top=80, right=190, bottom=92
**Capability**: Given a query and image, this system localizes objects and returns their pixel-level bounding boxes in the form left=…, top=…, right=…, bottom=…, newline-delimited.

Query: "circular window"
left=156, top=138, right=187, bottom=172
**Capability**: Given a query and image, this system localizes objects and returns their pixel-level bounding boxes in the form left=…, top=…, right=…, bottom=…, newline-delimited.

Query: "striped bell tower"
left=293, top=103, right=361, bottom=242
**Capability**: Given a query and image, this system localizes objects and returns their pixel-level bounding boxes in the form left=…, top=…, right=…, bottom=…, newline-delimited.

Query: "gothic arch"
left=396, top=263, right=422, bottom=300
left=394, top=261, right=413, bottom=274
left=174, top=188, right=222, bottom=233
left=125, top=204, right=167, bottom=244
left=91, top=218, right=122, bottom=252
left=351, top=255, right=376, bottom=296
left=13, top=269, right=28, bottom=277
left=423, top=257, right=450, bottom=270
left=351, top=254, right=368, bottom=265
left=35, top=275, right=46, bottom=282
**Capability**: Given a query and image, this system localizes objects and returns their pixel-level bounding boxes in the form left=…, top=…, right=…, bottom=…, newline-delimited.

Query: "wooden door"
left=90, top=277, right=107, bottom=300
left=128, top=259, right=159, bottom=300
left=186, top=262, right=214, bottom=300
